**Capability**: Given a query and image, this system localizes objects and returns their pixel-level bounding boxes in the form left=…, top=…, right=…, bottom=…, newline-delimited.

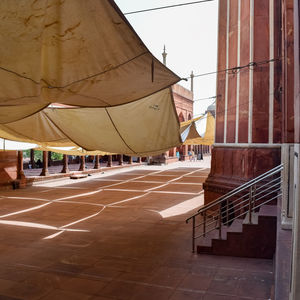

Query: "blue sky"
left=114, top=0, right=219, bottom=116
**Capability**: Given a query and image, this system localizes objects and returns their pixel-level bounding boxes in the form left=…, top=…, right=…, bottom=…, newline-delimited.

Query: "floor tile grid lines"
left=0, top=188, right=146, bottom=239
left=2, top=169, right=204, bottom=214
left=151, top=190, right=201, bottom=195
left=92, top=179, right=124, bottom=182
left=10, top=261, right=184, bottom=297
left=55, top=199, right=107, bottom=207
left=42, top=190, right=156, bottom=238
left=56, top=169, right=166, bottom=196
left=57, top=182, right=197, bottom=235
left=38, top=187, right=87, bottom=193
left=43, top=206, right=107, bottom=240
left=102, top=189, right=201, bottom=196
left=5, top=196, right=50, bottom=202
left=0, top=167, right=207, bottom=241
left=0, top=182, right=168, bottom=240
left=0, top=201, right=53, bottom=219
left=160, top=182, right=205, bottom=186
left=124, top=180, right=174, bottom=184
left=0, top=193, right=108, bottom=240
left=27, top=261, right=206, bottom=297
left=143, top=168, right=204, bottom=193
left=54, top=190, right=104, bottom=202
left=106, top=192, right=152, bottom=207
left=0, top=219, right=89, bottom=234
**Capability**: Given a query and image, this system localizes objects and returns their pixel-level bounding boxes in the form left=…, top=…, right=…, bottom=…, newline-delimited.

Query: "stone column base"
left=203, top=146, right=281, bottom=205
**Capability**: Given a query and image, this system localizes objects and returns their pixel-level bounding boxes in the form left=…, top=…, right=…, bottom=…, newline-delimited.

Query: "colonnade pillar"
left=79, top=156, right=85, bottom=171
left=30, top=149, right=35, bottom=168
left=107, top=155, right=112, bottom=167
left=94, top=155, right=100, bottom=169
left=48, top=151, right=52, bottom=166
left=61, top=154, right=69, bottom=173
left=40, top=151, right=49, bottom=176
left=17, top=151, right=25, bottom=180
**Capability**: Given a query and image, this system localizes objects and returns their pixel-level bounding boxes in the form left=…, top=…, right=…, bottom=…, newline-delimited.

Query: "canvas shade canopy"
left=0, top=0, right=180, bottom=123
left=181, top=112, right=215, bottom=146
left=0, top=0, right=183, bottom=155
left=0, top=140, right=110, bottom=156
left=0, top=138, right=37, bottom=151
left=35, top=146, right=110, bottom=156
left=0, top=88, right=181, bottom=156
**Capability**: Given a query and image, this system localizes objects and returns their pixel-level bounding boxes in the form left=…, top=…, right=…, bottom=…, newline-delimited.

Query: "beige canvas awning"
left=0, top=0, right=180, bottom=123
left=0, top=88, right=181, bottom=156
left=0, top=0, right=182, bottom=155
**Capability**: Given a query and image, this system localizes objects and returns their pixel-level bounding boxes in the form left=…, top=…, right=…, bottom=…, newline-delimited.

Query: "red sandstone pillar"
left=40, top=151, right=49, bottom=176
left=181, top=145, right=187, bottom=161
left=94, top=155, right=100, bottom=169
left=137, top=157, right=141, bottom=163
left=17, top=151, right=25, bottom=180
left=17, top=151, right=26, bottom=188
left=79, top=156, right=85, bottom=171
left=128, top=156, right=133, bottom=164
left=119, top=154, right=123, bottom=165
left=61, top=154, right=69, bottom=173
left=48, top=151, right=52, bottom=167
left=30, top=149, right=35, bottom=168
left=107, top=155, right=112, bottom=167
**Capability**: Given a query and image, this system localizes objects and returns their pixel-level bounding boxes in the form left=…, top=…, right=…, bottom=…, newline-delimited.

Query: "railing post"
left=249, top=186, right=253, bottom=224
left=203, top=211, right=206, bottom=237
left=192, top=216, right=195, bottom=253
left=226, top=199, right=229, bottom=226
left=253, top=184, right=256, bottom=208
left=219, top=205, right=222, bottom=239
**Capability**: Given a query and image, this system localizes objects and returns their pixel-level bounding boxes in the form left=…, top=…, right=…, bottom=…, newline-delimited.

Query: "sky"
left=114, top=0, right=219, bottom=116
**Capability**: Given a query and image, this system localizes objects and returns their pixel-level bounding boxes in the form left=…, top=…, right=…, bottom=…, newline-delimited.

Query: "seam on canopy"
left=105, top=108, right=137, bottom=155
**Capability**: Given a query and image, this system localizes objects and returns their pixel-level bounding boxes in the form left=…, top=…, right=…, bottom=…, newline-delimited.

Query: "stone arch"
left=178, top=112, right=185, bottom=122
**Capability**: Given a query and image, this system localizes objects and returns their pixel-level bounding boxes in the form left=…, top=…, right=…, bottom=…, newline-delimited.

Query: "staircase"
left=186, top=165, right=283, bottom=258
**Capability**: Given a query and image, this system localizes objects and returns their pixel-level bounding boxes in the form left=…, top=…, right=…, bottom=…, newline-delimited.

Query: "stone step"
left=197, top=205, right=277, bottom=258
left=197, top=218, right=243, bottom=252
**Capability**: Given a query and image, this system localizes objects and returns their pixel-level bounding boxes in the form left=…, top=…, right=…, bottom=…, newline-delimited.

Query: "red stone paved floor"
left=0, top=159, right=274, bottom=299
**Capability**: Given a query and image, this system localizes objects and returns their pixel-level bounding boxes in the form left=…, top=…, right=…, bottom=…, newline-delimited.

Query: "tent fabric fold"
left=35, top=146, right=110, bottom=156
left=0, top=0, right=180, bottom=123
left=0, top=88, right=182, bottom=156
left=0, top=0, right=182, bottom=156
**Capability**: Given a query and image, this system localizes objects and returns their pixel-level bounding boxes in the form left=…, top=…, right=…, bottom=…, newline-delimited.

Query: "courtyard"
left=0, top=158, right=273, bottom=300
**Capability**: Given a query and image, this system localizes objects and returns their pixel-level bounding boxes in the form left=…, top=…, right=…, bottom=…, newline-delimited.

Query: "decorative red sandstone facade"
left=170, top=84, right=194, bottom=162
left=203, top=0, right=295, bottom=203
left=172, top=84, right=193, bottom=122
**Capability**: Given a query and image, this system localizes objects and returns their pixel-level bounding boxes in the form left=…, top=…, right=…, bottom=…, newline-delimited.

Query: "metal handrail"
left=186, top=164, right=283, bottom=252
left=186, top=164, right=283, bottom=222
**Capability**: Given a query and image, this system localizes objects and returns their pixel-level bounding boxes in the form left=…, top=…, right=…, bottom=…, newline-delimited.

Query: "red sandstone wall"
left=215, top=0, right=290, bottom=144
left=204, top=0, right=294, bottom=203
left=0, top=151, right=17, bottom=187
left=282, top=0, right=295, bottom=143
left=215, top=0, right=227, bottom=143
left=239, top=0, right=250, bottom=143
left=204, top=146, right=281, bottom=203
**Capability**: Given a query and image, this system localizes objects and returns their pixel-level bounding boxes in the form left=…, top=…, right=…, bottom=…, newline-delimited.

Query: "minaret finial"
left=162, top=45, right=167, bottom=65
left=190, top=71, right=194, bottom=92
